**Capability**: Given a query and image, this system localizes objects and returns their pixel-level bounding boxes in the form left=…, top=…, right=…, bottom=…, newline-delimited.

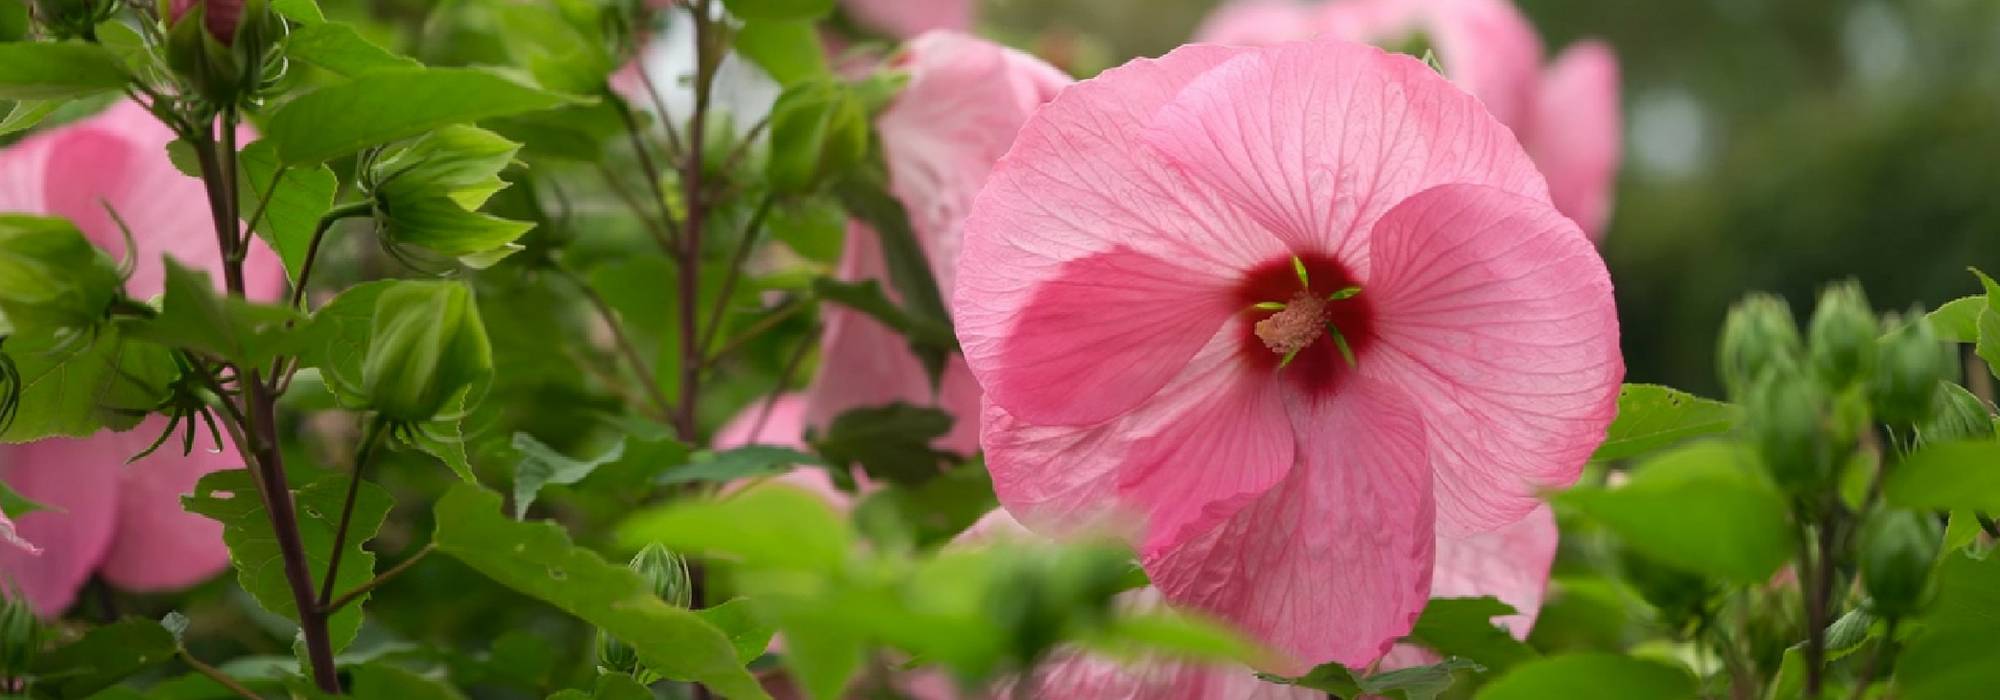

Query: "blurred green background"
left=985, top=0, right=2000, bottom=396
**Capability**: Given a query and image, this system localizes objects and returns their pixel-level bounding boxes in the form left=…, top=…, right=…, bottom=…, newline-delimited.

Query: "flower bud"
left=30, top=0, right=119, bottom=40
left=162, top=0, right=282, bottom=108
left=166, top=0, right=245, bottom=45
left=0, top=596, right=43, bottom=678
left=1744, top=365, right=1836, bottom=496
left=1858, top=509, right=1942, bottom=619
left=596, top=544, right=689, bottom=678
left=1870, top=314, right=1954, bottom=426
left=1718, top=294, right=1803, bottom=400
left=1806, top=281, right=1878, bottom=390
left=1919, top=383, right=1995, bottom=447
left=360, top=281, right=493, bottom=423
left=0, top=215, right=123, bottom=333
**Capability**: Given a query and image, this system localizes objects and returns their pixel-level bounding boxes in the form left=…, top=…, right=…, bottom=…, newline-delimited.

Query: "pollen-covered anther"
left=1254, top=292, right=1330, bottom=356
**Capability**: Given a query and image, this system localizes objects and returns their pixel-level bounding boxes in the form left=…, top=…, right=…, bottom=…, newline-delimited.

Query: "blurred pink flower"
left=1378, top=505, right=1558, bottom=669
left=168, top=0, right=247, bottom=44
left=841, top=0, right=974, bottom=40
left=957, top=39, right=1620, bottom=671
left=1196, top=0, right=1622, bottom=238
left=800, top=32, right=1068, bottom=456
left=0, top=100, right=283, bottom=616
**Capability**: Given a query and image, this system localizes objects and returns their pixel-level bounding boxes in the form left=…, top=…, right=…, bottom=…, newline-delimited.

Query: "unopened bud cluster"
left=596, top=543, right=691, bottom=679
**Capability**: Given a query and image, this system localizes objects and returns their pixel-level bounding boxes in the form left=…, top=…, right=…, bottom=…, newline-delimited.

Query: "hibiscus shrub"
left=0, top=0, right=1995, bottom=699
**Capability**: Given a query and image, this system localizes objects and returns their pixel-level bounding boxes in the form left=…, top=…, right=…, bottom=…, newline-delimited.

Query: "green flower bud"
left=360, top=281, right=493, bottom=423
left=595, top=628, right=640, bottom=676
left=162, top=0, right=282, bottom=108
left=30, top=0, right=119, bottom=40
left=1870, top=313, right=1954, bottom=426
left=0, top=215, right=123, bottom=333
left=595, top=544, right=690, bottom=678
left=0, top=595, right=44, bottom=678
left=1858, top=509, right=1942, bottom=619
left=1745, top=365, right=1836, bottom=496
left=1718, top=294, right=1804, bottom=400
left=1806, top=281, right=1878, bottom=390
left=1918, top=383, right=1995, bottom=446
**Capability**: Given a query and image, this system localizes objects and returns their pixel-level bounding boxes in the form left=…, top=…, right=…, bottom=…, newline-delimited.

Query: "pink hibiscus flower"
left=957, top=38, right=1620, bottom=671
left=0, top=101, right=283, bottom=616
left=1196, top=0, right=1622, bottom=238
left=798, top=31, right=1069, bottom=455
left=840, top=0, right=974, bottom=40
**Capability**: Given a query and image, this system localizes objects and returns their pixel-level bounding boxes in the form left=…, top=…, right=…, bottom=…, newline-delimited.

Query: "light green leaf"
left=1079, top=611, right=1268, bottom=668
left=27, top=618, right=178, bottom=698
left=0, top=99, right=58, bottom=136
left=271, top=0, right=325, bottom=23
left=293, top=280, right=394, bottom=401
left=512, top=432, right=627, bottom=519
left=1475, top=653, right=1694, bottom=700
left=379, top=194, right=533, bottom=261
left=659, top=444, right=818, bottom=486
left=1928, top=296, right=1984, bottom=343
left=617, top=482, right=851, bottom=574
left=286, top=21, right=421, bottom=77
left=0, top=478, right=49, bottom=518
left=265, top=68, right=573, bottom=165
left=1405, top=597, right=1539, bottom=672
left=1978, top=309, right=2000, bottom=381
left=735, top=20, right=829, bottom=86
left=721, top=0, right=835, bottom=21
left=1592, top=384, right=1740, bottom=462
left=769, top=81, right=868, bottom=195
left=851, top=458, right=995, bottom=549
left=1893, top=550, right=2000, bottom=700
left=1, top=324, right=172, bottom=443
left=182, top=469, right=391, bottom=656
left=406, top=408, right=477, bottom=483
left=236, top=140, right=339, bottom=282
left=0, top=42, right=128, bottom=100
left=697, top=598, right=778, bottom=664
left=1884, top=440, right=2000, bottom=513
left=1261, top=657, right=1484, bottom=700
left=432, top=484, right=770, bottom=700
left=1561, top=441, right=1795, bottom=583
left=128, top=258, right=303, bottom=367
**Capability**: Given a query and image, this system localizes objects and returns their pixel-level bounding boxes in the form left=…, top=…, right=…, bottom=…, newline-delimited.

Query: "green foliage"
left=619, top=482, right=850, bottom=573
left=0, top=323, right=172, bottom=443
left=0, top=99, right=59, bottom=136
left=0, top=214, right=122, bottom=334
left=659, top=444, right=816, bottom=486
left=1592, top=384, right=1741, bottom=462
left=1562, top=441, right=1795, bottom=583
left=812, top=403, right=956, bottom=486
left=834, top=175, right=954, bottom=387
left=264, top=68, right=572, bottom=165
left=359, top=281, right=493, bottom=423
left=1260, top=657, right=1483, bottom=700
left=1883, top=440, right=2000, bottom=512
left=1475, top=653, right=1694, bottom=700
left=27, top=618, right=177, bottom=699
left=1405, top=597, right=1538, bottom=672
left=1892, top=550, right=2000, bottom=699
left=235, top=140, right=339, bottom=281
left=0, top=42, right=128, bottom=100
left=852, top=460, right=997, bottom=549
left=721, top=0, right=835, bottom=21
left=735, top=20, right=830, bottom=86
left=129, top=259, right=302, bottom=368
left=511, top=431, right=627, bottom=519
left=368, top=126, right=534, bottom=265
left=293, top=280, right=393, bottom=404
left=767, top=80, right=869, bottom=195
left=432, top=484, right=768, bottom=699
left=182, top=469, right=391, bottom=655
left=345, top=662, right=467, bottom=699
left=285, top=21, right=423, bottom=77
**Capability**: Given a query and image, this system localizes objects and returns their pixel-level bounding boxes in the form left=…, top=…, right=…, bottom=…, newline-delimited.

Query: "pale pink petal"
left=0, top=436, right=124, bottom=617
left=1359, top=184, right=1620, bottom=534
left=840, top=0, right=973, bottom=39
left=986, top=325, right=1292, bottom=550
left=1193, top=1, right=1323, bottom=46
left=1525, top=41, right=1621, bottom=239
left=0, top=511, right=35, bottom=556
left=1430, top=504, right=1558, bottom=638
left=1148, top=375, right=1434, bottom=671
left=96, top=421, right=240, bottom=591
left=1410, top=0, right=1544, bottom=128
left=958, top=44, right=1290, bottom=426
left=715, top=393, right=810, bottom=449
left=1142, top=39, right=1547, bottom=267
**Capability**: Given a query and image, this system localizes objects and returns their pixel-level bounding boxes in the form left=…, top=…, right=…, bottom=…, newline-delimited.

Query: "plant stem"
left=1804, top=507, right=1842, bottom=699
left=288, top=202, right=376, bottom=310
left=554, top=262, right=677, bottom=421
left=190, top=112, right=343, bottom=694
left=704, top=299, right=807, bottom=372
left=317, top=416, right=389, bottom=609
left=323, top=543, right=437, bottom=615
left=611, top=91, right=685, bottom=257
left=673, top=0, right=717, bottom=445
left=1845, top=618, right=1898, bottom=700
left=697, top=193, right=776, bottom=362
left=178, top=648, right=260, bottom=700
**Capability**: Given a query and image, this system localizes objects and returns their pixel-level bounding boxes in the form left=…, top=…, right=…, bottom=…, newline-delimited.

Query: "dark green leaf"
left=236, top=140, right=339, bottom=282
left=658, top=444, right=818, bottom=486
left=432, top=484, right=769, bottom=699
left=1475, top=654, right=1692, bottom=700
left=697, top=598, right=778, bottom=664
left=811, top=403, right=955, bottom=486
left=1592, top=384, right=1740, bottom=462
left=0, top=42, right=128, bottom=100
left=1405, top=597, right=1538, bottom=672
left=1261, top=657, right=1484, bottom=700
left=286, top=22, right=422, bottom=77
left=128, top=258, right=303, bottom=367
left=487, top=102, right=624, bottom=162
left=0, top=478, right=47, bottom=518
left=293, top=280, right=394, bottom=402
left=720, top=0, right=835, bottom=21
left=769, top=198, right=845, bottom=264
left=347, top=662, right=466, bottom=698
left=1884, top=550, right=2000, bottom=700
left=735, top=20, right=829, bottom=86
left=182, top=469, right=391, bottom=655
left=1560, top=441, right=1794, bottom=583
left=1884, top=440, right=2000, bottom=513
left=0, top=98, right=58, bottom=135
left=1, top=324, right=172, bottom=443
left=265, top=68, right=573, bottom=165
left=834, top=176, right=952, bottom=386
left=851, top=460, right=995, bottom=549
left=812, top=278, right=953, bottom=349
left=27, top=618, right=177, bottom=698
left=1823, top=608, right=1877, bottom=660
left=617, top=481, right=851, bottom=573
left=512, top=432, right=627, bottom=518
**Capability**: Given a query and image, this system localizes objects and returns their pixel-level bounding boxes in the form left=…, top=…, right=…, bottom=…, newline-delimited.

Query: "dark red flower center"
left=1235, top=252, right=1375, bottom=396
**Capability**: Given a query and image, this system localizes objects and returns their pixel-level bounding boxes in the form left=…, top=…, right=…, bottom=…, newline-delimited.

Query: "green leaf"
left=1261, top=657, right=1484, bottom=700
left=0, top=477, right=49, bottom=517
left=697, top=598, right=778, bottom=664
left=128, top=258, right=303, bottom=367
left=551, top=673, right=653, bottom=700
left=512, top=432, right=627, bottom=519
left=1891, top=550, right=2000, bottom=700
left=1592, top=384, right=1740, bottom=462
left=0, top=98, right=58, bottom=136
left=406, top=406, right=477, bottom=483
left=1405, top=597, right=1539, bottom=672
left=812, top=278, right=954, bottom=349
left=618, top=481, right=852, bottom=574
left=659, top=444, right=819, bottom=486
left=293, top=280, right=395, bottom=401
left=1080, top=611, right=1269, bottom=668
left=770, top=198, right=846, bottom=264
left=432, top=484, right=770, bottom=700
left=1560, top=441, right=1795, bottom=583
left=735, top=20, right=829, bottom=86
left=0, top=42, right=128, bottom=100
left=1, top=324, right=172, bottom=443
left=265, top=68, right=573, bottom=165
left=721, top=0, right=835, bottom=21
left=768, top=80, right=869, bottom=194
left=1884, top=440, right=2000, bottom=512
left=487, top=102, right=624, bottom=162
left=1823, top=608, right=1877, bottom=660
left=27, top=618, right=178, bottom=698
left=1477, top=654, right=1692, bottom=700
left=1978, top=309, right=2000, bottom=381
left=811, top=403, right=955, bottom=486
left=182, top=469, right=391, bottom=655
left=286, top=21, right=422, bottom=77
left=1928, top=296, right=1984, bottom=343
left=851, top=459, right=996, bottom=549
left=348, top=662, right=467, bottom=699
left=236, top=140, right=339, bottom=282
left=271, top=0, right=326, bottom=23
left=834, top=175, right=953, bottom=386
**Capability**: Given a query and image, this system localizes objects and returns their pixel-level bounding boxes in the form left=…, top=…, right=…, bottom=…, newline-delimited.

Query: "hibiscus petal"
left=0, top=437, right=124, bottom=617
left=1430, top=504, right=1558, bottom=638
left=1361, top=184, right=1621, bottom=534
left=1148, top=375, right=1434, bottom=671
left=1526, top=41, right=1622, bottom=239
left=716, top=393, right=810, bottom=449
left=1142, top=39, right=1547, bottom=266
left=96, top=420, right=240, bottom=591
left=959, top=43, right=1288, bottom=426
left=1417, top=0, right=1545, bottom=129
left=986, top=325, right=1291, bottom=546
